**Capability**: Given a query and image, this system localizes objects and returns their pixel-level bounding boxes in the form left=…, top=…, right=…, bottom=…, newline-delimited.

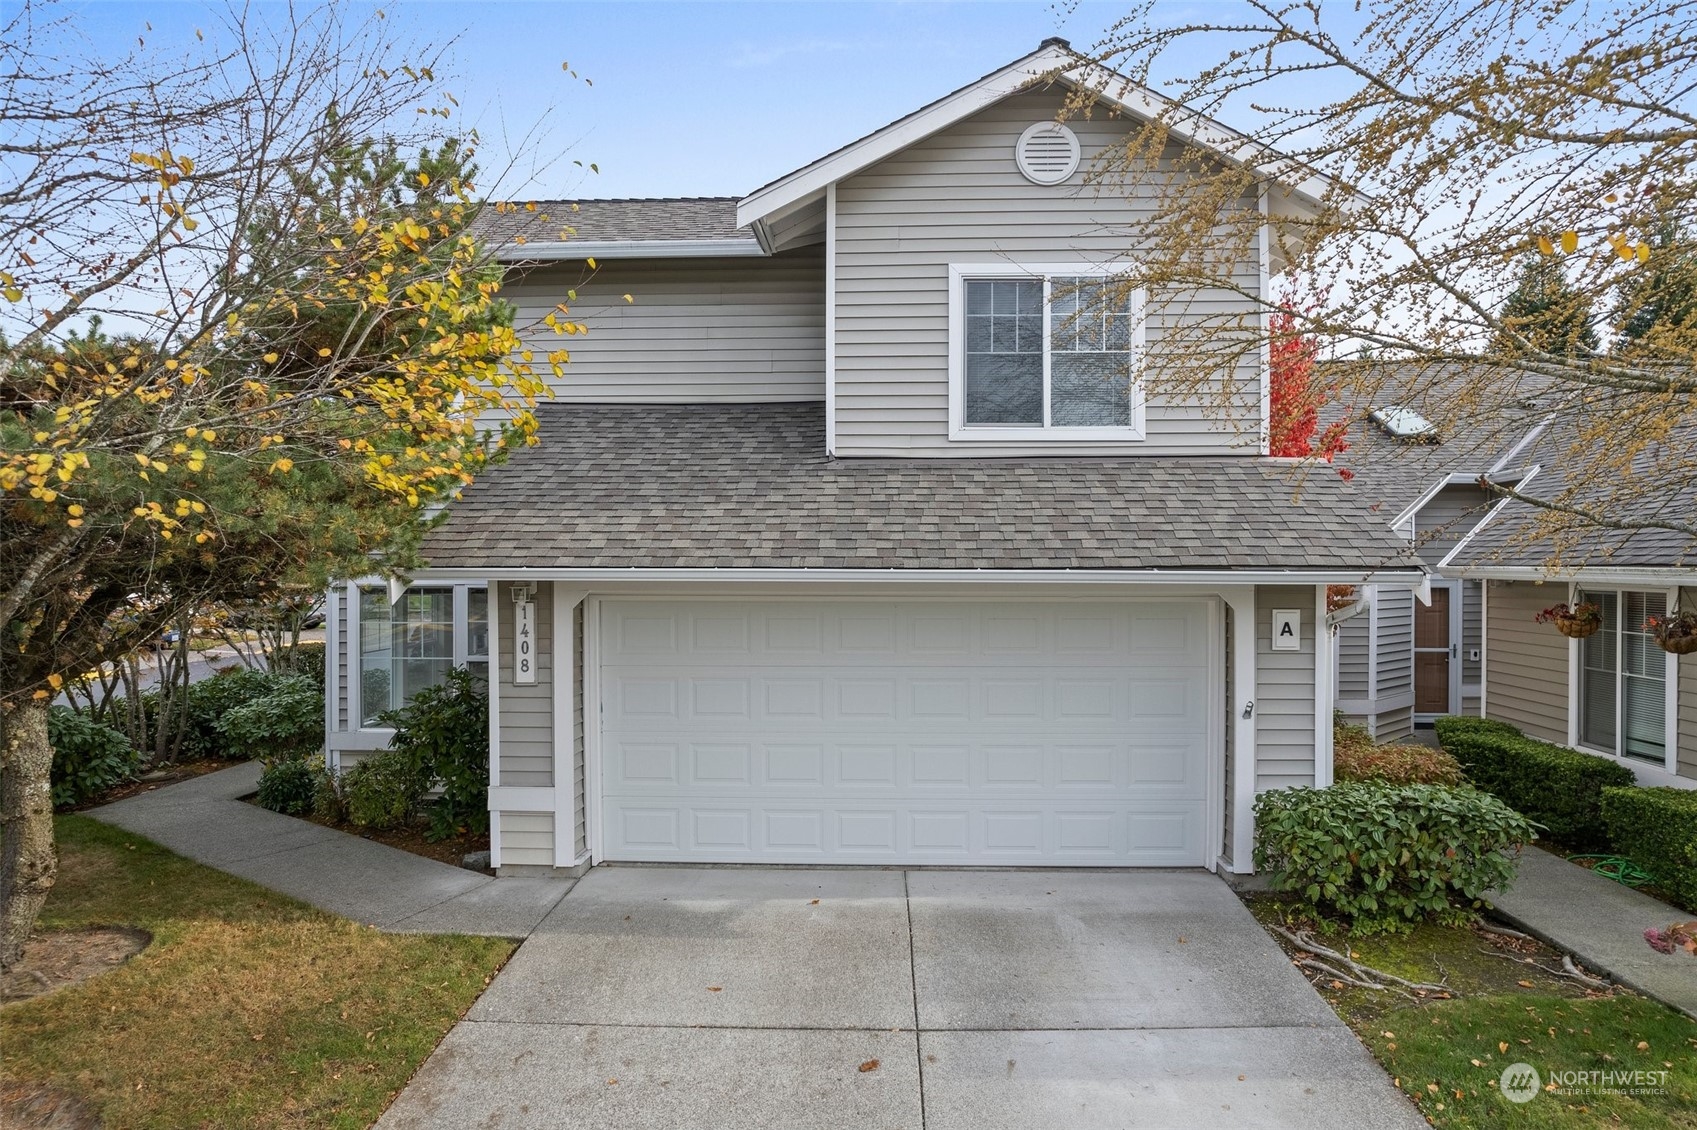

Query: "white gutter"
left=410, top=566, right=1429, bottom=588
left=493, top=238, right=766, bottom=263
left=1325, top=596, right=1372, bottom=629
left=1439, top=565, right=1697, bottom=584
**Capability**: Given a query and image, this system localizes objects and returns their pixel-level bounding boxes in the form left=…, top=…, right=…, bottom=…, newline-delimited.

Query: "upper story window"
left=947, top=264, right=1145, bottom=442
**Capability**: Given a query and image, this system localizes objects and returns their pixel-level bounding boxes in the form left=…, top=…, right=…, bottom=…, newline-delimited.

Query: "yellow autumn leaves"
left=1537, top=228, right=1652, bottom=262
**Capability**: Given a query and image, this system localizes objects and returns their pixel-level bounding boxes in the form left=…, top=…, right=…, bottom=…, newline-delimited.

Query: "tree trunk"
left=0, top=698, right=56, bottom=971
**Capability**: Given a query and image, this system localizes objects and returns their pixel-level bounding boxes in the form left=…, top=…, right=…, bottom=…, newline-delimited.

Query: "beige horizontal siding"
left=500, top=811, right=555, bottom=869
left=1376, top=587, right=1414, bottom=698
left=502, top=250, right=824, bottom=404
left=1256, top=585, right=1318, bottom=792
left=497, top=581, right=554, bottom=788
left=834, top=88, right=1263, bottom=458
left=1413, top=485, right=1493, bottom=560
left=1484, top=581, right=1568, bottom=743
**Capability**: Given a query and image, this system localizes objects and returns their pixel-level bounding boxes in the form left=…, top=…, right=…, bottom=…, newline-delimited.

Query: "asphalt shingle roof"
left=1446, top=421, right=1696, bottom=571
left=421, top=404, right=1425, bottom=573
left=470, top=197, right=754, bottom=249
left=1321, top=361, right=1552, bottom=518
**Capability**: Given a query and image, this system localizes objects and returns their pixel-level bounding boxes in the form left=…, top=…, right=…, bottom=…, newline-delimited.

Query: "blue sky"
left=68, top=1, right=1146, bottom=201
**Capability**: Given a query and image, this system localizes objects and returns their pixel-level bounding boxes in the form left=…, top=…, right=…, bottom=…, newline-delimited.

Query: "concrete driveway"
left=378, top=868, right=1423, bottom=1129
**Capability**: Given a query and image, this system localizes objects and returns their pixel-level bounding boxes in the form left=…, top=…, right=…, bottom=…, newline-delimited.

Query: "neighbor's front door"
left=1414, top=586, right=1453, bottom=715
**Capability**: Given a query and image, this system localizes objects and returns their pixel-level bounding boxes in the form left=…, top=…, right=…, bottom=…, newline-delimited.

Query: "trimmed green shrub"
left=1334, top=720, right=1465, bottom=785
left=217, top=675, right=323, bottom=762
left=1432, top=715, right=1523, bottom=746
left=47, top=707, right=141, bottom=808
left=255, top=756, right=320, bottom=815
left=343, top=748, right=432, bottom=831
left=376, top=667, right=489, bottom=842
left=185, top=667, right=289, bottom=758
left=1601, top=787, right=1697, bottom=911
left=1434, top=716, right=1635, bottom=851
left=273, top=641, right=326, bottom=688
left=1254, top=782, right=1537, bottom=933
left=312, top=763, right=350, bottom=825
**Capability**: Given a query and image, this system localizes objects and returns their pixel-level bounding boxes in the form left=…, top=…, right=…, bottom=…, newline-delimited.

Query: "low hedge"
left=1601, top=787, right=1697, bottom=911
left=1433, top=716, right=1635, bottom=851
left=1255, top=782, right=1537, bottom=933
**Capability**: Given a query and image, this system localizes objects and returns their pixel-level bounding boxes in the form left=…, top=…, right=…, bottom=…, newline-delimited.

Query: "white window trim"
left=1564, top=583, right=1680, bottom=776
left=946, top=262, right=1147, bottom=443
left=348, top=580, right=489, bottom=735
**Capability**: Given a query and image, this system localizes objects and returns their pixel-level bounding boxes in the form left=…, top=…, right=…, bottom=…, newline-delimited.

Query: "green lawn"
left=0, top=815, right=513, bottom=1129
left=1250, top=898, right=1697, bottom=1127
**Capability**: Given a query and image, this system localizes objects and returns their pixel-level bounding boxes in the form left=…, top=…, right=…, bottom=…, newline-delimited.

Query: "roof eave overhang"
left=409, top=565, right=1429, bottom=587
left=737, top=44, right=1343, bottom=230
left=492, top=238, right=767, bottom=264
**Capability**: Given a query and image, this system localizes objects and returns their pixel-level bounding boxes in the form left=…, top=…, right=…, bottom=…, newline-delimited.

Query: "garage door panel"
left=602, top=799, right=1207, bottom=865
left=604, top=668, right=1211, bottom=730
left=601, top=602, right=1213, bottom=668
left=604, top=737, right=1209, bottom=798
left=599, top=600, right=1214, bottom=866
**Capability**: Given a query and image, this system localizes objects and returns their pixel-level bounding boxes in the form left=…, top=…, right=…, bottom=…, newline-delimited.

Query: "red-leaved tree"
left=1268, top=302, right=1349, bottom=472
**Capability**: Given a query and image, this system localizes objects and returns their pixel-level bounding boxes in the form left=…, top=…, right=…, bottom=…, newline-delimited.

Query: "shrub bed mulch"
left=296, top=808, right=491, bottom=872
left=60, top=758, right=230, bottom=813
left=1248, top=896, right=1697, bottom=1128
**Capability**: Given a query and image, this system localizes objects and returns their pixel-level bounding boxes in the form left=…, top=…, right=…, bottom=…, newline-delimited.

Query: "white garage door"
left=596, top=599, right=1216, bottom=866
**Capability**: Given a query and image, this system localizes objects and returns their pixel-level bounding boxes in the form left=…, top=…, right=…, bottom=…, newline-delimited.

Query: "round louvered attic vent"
left=1015, top=121, right=1080, bottom=185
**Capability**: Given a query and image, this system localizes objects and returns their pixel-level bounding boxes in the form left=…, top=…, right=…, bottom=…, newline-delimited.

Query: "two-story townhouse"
left=1440, top=423, right=1697, bottom=789
left=1324, top=363, right=1549, bottom=738
left=321, top=40, right=1425, bottom=877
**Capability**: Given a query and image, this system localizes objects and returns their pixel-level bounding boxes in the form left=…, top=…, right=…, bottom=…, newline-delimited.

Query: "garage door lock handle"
left=1242, top=700, right=1254, bottom=719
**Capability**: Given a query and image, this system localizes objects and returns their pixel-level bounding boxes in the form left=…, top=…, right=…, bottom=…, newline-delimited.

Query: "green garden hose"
left=1566, top=853, right=1655, bottom=888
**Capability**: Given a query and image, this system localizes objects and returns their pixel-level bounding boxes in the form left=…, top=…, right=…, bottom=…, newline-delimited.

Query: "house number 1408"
left=515, top=599, right=537, bottom=685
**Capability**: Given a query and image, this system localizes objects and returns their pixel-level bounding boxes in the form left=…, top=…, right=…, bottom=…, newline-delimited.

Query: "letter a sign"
left=515, top=599, right=537, bottom=684
left=1271, top=609, right=1301, bottom=651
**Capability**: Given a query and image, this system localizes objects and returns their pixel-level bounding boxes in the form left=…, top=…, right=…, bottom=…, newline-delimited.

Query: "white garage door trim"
left=584, top=595, right=1224, bottom=867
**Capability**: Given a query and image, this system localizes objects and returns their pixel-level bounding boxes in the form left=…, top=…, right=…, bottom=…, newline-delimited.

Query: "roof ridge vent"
left=1015, top=121, right=1080, bottom=186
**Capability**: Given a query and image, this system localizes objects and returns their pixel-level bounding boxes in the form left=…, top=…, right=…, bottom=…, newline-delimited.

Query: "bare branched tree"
left=1067, top=0, right=1696, bottom=556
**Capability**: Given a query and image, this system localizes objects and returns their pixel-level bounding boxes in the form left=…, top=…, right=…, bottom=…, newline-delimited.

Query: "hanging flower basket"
left=1645, top=611, right=1697, bottom=655
left=1534, top=602, right=1603, bottom=639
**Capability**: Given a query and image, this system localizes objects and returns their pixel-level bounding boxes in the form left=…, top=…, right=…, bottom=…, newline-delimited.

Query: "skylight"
left=1370, top=405, right=1440, bottom=442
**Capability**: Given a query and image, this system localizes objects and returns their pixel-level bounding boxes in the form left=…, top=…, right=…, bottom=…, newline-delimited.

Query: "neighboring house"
left=1440, top=426, right=1697, bottom=789
left=321, top=40, right=1426, bottom=876
left=1323, top=366, right=1548, bottom=738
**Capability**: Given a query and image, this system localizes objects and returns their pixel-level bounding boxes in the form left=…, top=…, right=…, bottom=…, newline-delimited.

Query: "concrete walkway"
left=1491, top=846, right=1697, bottom=1020
left=86, top=762, right=573, bottom=937
left=377, top=867, right=1424, bottom=1130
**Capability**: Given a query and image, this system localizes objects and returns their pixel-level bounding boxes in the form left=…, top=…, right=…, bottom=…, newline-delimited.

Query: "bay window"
left=356, top=583, right=488, bottom=726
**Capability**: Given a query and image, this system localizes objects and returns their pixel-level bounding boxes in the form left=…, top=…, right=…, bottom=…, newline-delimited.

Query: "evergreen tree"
left=1614, top=218, right=1697, bottom=358
left=1493, top=256, right=1599, bottom=357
